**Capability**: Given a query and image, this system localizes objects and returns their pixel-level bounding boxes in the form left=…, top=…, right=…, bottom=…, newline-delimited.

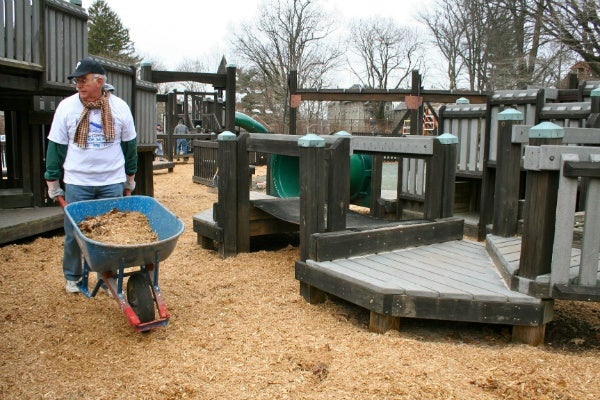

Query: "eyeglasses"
left=71, top=76, right=98, bottom=85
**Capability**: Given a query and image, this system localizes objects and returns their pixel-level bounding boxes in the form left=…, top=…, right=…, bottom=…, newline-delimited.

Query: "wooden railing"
left=521, top=142, right=600, bottom=300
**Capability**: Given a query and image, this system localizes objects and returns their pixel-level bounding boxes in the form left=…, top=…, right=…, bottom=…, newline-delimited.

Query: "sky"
left=80, top=0, right=439, bottom=88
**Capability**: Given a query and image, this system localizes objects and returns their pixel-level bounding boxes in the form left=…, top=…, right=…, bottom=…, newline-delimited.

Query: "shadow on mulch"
left=324, top=296, right=600, bottom=350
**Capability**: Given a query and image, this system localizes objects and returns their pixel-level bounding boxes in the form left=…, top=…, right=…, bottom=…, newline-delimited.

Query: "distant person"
left=155, top=123, right=164, bottom=161
left=44, top=57, right=138, bottom=294
left=174, top=119, right=189, bottom=160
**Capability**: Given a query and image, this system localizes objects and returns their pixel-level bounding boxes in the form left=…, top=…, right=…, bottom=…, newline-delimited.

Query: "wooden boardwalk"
left=296, top=239, right=552, bottom=327
left=0, top=207, right=63, bottom=245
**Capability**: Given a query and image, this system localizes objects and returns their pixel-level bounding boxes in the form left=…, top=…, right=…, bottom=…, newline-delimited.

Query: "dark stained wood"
left=519, top=136, right=562, bottom=279
left=217, top=138, right=238, bottom=257
left=299, top=281, right=327, bottom=304
left=236, top=134, right=250, bottom=253
left=492, top=118, right=523, bottom=236
left=519, top=170, right=559, bottom=278
left=310, top=218, right=464, bottom=261
left=299, top=144, right=325, bottom=261
left=369, top=154, right=384, bottom=217
left=512, top=325, right=547, bottom=346
left=326, top=136, right=350, bottom=231
left=563, top=161, right=600, bottom=178
left=369, top=311, right=400, bottom=334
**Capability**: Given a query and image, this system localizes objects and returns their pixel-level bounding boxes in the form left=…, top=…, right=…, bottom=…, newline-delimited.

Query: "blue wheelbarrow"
left=61, top=195, right=185, bottom=332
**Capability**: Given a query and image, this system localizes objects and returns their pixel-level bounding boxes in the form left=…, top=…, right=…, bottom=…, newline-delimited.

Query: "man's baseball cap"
left=67, top=58, right=106, bottom=79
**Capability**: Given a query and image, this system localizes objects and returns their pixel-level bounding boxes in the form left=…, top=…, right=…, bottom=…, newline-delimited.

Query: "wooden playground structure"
left=2, top=1, right=599, bottom=346
left=193, top=73, right=600, bottom=345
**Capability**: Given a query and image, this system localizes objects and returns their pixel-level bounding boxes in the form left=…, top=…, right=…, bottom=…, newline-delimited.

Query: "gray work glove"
left=46, top=180, right=65, bottom=200
left=124, top=174, right=136, bottom=192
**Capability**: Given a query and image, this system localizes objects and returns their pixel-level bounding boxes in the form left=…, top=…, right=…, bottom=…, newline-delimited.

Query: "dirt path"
left=1, top=162, right=599, bottom=399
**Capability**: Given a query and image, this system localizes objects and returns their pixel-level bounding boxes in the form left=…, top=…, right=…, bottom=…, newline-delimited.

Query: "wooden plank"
left=327, top=136, right=350, bottom=231
left=351, top=136, right=434, bottom=156
left=311, top=218, right=464, bottom=261
left=384, top=247, right=518, bottom=302
left=550, top=154, right=579, bottom=286
left=580, top=179, right=600, bottom=286
left=299, top=144, right=325, bottom=261
left=324, top=257, right=438, bottom=296
left=295, top=260, right=389, bottom=314
left=392, top=295, right=550, bottom=326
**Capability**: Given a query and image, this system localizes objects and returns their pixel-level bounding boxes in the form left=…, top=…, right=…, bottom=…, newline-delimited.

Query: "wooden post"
left=519, top=122, right=564, bottom=278
left=369, top=154, right=384, bottom=217
left=409, top=70, right=422, bottom=135
left=424, top=134, right=458, bottom=219
left=217, top=131, right=238, bottom=257
left=236, top=133, right=250, bottom=253
left=289, top=70, right=298, bottom=135
left=327, top=132, right=351, bottom=232
left=492, top=108, right=524, bottom=236
left=298, top=134, right=325, bottom=261
left=586, top=87, right=600, bottom=129
left=225, top=64, right=236, bottom=132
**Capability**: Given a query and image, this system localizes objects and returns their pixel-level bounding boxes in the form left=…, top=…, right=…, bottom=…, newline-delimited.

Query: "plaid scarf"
left=74, top=93, right=115, bottom=148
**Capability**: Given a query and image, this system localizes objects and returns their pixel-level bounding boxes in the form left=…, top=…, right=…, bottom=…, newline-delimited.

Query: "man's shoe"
left=65, top=280, right=80, bottom=294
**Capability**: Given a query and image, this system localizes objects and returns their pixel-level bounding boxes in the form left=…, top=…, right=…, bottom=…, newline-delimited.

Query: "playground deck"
left=0, top=206, right=63, bottom=245
left=295, top=238, right=551, bottom=327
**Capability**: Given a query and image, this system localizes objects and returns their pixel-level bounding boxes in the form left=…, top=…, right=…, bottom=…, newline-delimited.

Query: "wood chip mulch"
left=1, top=162, right=599, bottom=399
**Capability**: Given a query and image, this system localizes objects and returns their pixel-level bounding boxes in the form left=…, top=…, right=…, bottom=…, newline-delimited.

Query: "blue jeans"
left=176, top=138, right=188, bottom=155
left=63, top=183, right=123, bottom=281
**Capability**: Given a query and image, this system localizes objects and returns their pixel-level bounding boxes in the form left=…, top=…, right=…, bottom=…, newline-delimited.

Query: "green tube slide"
left=234, top=112, right=372, bottom=206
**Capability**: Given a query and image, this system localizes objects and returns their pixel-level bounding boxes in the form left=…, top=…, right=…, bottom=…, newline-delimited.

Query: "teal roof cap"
left=529, top=122, right=564, bottom=139
left=298, top=133, right=325, bottom=147
left=217, top=131, right=237, bottom=141
left=437, top=133, right=458, bottom=144
left=498, top=108, right=523, bottom=121
left=334, top=130, right=352, bottom=137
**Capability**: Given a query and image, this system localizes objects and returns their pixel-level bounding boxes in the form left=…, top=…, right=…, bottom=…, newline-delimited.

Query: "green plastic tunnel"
left=234, top=112, right=372, bottom=205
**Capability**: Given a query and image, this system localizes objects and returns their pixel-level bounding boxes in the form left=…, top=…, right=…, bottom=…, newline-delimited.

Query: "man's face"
left=73, top=73, right=103, bottom=102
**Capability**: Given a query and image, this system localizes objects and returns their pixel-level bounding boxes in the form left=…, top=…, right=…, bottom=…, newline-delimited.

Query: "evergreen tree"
left=87, top=0, right=139, bottom=64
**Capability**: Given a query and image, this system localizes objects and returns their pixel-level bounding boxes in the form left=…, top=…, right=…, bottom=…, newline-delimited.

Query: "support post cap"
left=333, top=131, right=352, bottom=137
left=591, top=87, right=600, bottom=97
left=437, top=133, right=458, bottom=144
left=218, top=131, right=237, bottom=141
left=529, top=122, right=564, bottom=139
left=298, top=133, right=325, bottom=147
left=498, top=108, right=523, bottom=121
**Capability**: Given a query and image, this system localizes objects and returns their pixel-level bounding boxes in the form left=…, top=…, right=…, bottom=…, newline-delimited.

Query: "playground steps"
left=487, top=234, right=600, bottom=301
left=295, top=238, right=552, bottom=329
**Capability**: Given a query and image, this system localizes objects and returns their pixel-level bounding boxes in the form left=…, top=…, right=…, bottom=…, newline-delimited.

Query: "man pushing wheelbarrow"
left=44, top=58, right=184, bottom=332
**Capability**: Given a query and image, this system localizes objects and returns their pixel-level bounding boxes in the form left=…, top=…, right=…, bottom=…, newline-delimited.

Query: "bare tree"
left=537, top=0, right=600, bottom=76
left=346, top=17, right=424, bottom=128
left=347, top=17, right=424, bottom=90
left=233, top=0, right=342, bottom=133
left=175, top=58, right=211, bottom=93
left=419, top=1, right=465, bottom=90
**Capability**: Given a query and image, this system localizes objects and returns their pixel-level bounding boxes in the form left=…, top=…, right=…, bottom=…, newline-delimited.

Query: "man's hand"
left=46, top=180, right=65, bottom=200
left=124, top=174, right=136, bottom=194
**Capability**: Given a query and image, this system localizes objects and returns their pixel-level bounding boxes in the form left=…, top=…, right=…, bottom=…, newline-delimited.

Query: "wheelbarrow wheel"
left=127, top=273, right=155, bottom=323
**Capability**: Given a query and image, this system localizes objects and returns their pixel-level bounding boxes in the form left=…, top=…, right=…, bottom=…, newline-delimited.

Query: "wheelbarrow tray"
left=64, top=196, right=185, bottom=273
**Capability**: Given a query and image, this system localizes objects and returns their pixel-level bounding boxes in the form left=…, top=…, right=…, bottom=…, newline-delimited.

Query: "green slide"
left=234, top=112, right=371, bottom=206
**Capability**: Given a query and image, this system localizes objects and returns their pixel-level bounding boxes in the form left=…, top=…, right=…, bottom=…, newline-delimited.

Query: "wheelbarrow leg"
left=78, top=258, right=103, bottom=298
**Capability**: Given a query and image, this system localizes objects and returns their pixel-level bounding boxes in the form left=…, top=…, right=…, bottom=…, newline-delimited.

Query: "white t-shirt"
left=48, top=93, right=137, bottom=186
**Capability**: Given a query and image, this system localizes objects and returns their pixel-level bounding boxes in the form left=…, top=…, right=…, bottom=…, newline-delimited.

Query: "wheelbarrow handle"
left=56, top=195, right=67, bottom=209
